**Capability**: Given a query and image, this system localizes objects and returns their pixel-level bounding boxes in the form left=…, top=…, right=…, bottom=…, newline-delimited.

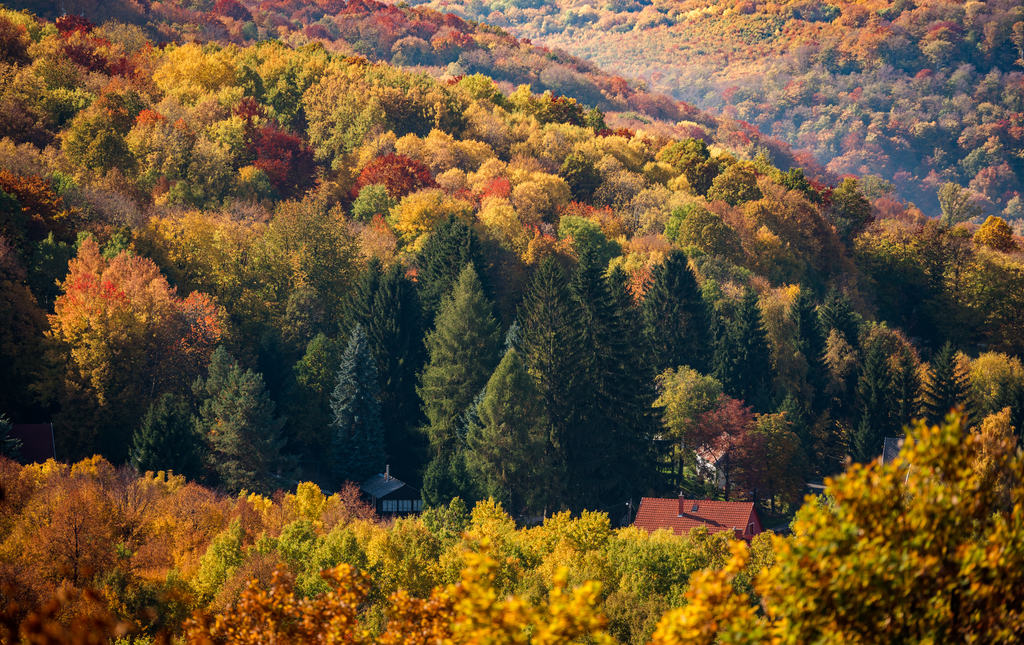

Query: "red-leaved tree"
left=354, top=153, right=435, bottom=199
left=249, top=125, right=317, bottom=199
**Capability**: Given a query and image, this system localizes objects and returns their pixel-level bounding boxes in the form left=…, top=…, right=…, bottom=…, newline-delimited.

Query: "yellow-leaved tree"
left=184, top=540, right=614, bottom=644
left=652, top=410, right=1024, bottom=644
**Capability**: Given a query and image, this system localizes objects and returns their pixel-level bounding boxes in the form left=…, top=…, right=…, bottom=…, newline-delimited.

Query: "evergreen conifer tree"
left=777, top=393, right=813, bottom=459
left=892, top=346, right=921, bottom=429
left=418, top=264, right=501, bottom=502
left=641, top=250, right=712, bottom=373
left=571, top=259, right=658, bottom=511
left=852, top=337, right=897, bottom=463
left=345, top=258, right=383, bottom=332
left=369, top=265, right=426, bottom=479
left=465, top=348, right=549, bottom=516
left=416, top=217, right=486, bottom=321
left=130, top=393, right=202, bottom=478
left=923, top=342, right=971, bottom=423
left=818, top=289, right=861, bottom=347
left=791, top=288, right=828, bottom=412
left=330, top=324, right=386, bottom=484
left=714, top=288, right=773, bottom=411
left=343, top=261, right=426, bottom=481
left=194, top=347, right=286, bottom=493
left=517, top=257, right=588, bottom=508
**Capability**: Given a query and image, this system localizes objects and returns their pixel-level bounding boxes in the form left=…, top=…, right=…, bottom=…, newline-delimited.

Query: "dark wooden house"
left=360, top=467, right=423, bottom=516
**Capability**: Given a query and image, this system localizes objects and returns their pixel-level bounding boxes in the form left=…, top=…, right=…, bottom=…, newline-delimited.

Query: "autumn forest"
left=1, top=0, right=1024, bottom=643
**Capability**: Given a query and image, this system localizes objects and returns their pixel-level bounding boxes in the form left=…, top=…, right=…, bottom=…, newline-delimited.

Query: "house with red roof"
left=633, top=495, right=763, bottom=541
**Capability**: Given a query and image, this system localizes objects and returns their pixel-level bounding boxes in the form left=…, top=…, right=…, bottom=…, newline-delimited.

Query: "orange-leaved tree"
left=47, top=237, right=223, bottom=461
left=184, top=541, right=615, bottom=644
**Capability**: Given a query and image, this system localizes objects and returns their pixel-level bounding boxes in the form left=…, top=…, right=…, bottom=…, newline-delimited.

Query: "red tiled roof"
left=634, top=497, right=760, bottom=539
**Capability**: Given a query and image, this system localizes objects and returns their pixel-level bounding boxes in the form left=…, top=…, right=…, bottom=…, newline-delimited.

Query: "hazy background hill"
left=413, top=0, right=1024, bottom=219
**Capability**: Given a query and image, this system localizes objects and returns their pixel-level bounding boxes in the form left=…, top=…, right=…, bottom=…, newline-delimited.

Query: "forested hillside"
left=2, top=0, right=1024, bottom=509
left=2, top=3, right=1024, bottom=642
left=419, top=0, right=1024, bottom=218
left=5, top=0, right=828, bottom=176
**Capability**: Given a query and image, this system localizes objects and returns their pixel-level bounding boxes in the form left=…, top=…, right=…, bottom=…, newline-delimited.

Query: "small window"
left=383, top=499, right=397, bottom=512
left=414, top=499, right=422, bottom=511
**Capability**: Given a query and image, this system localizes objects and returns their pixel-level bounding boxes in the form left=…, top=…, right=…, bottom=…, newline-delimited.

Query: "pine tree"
left=852, top=337, right=896, bottom=463
left=344, top=261, right=426, bottom=481
left=369, top=265, right=426, bottom=479
left=923, top=342, right=971, bottom=423
left=892, top=346, right=921, bottom=429
left=330, top=324, right=386, bottom=484
left=777, top=393, right=813, bottom=459
left=416, top=217, right=486, bottom=322
left=194, top=347, right=286, bottom=493
left=345, top=258, right=383, bottom=332
left=571, top=259, right=658, bottom=511
left=517, top=257, right=588, bottom=509
left=641, top=250, right=712, bottom=373
left=465, top=348, right=549, bottom=516
left=791, top=288, right=828, bottom=413
left=818, top=289, right=860, bottom=347
left=130, top=393, right=202, bottom=478
left=418, top=264, right=501, bottom=502
left=714, top=288, right=773, bottom=411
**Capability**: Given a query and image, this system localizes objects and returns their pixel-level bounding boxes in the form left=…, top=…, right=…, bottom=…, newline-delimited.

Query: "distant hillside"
left=4, top=0, right=828, bottom=178
left=416, top=0, right=1024, bottom=218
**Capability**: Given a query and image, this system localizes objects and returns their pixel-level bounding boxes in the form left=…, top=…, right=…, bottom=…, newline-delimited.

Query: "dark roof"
left=882, top=436, right=905, bottom=465
left=10, top=424, right=55, bottom=463
left=360, top=473, right=408, bottom=499
left=634, top=497, right=758, bottom=538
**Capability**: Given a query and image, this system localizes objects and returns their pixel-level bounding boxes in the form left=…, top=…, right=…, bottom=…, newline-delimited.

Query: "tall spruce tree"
left=714, top=288, right=773, bottom=411
left=130, top=393, right=202, bottom=478
left=641, top=250, right=712, bottom=373
left=465, top=348, right=549, bottom=516
left=791, top=288, right=829, bottom=413
left=194, top=347, right=286, bottom=494
left=923, top=342, right=971, bottom=423
left=344, top=260, right=426, bottom=481
left=852, top=337, right=897, bottom=463
left=371, top=266, right=426, bottom=477
left=818, top=289, right=861, bottom=347
left=330, top=324, right=386, bottom=484
left=892, top=346, right=921, bottom=429
left=345, top=258, right=383, bottom=332
left=517, top=258, right=588, bottom=509
left=417, top=217, right=486, bottom=322
left=418, top=264, right=501, bottom=503
left=572, top=259, right=658, bottom=511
